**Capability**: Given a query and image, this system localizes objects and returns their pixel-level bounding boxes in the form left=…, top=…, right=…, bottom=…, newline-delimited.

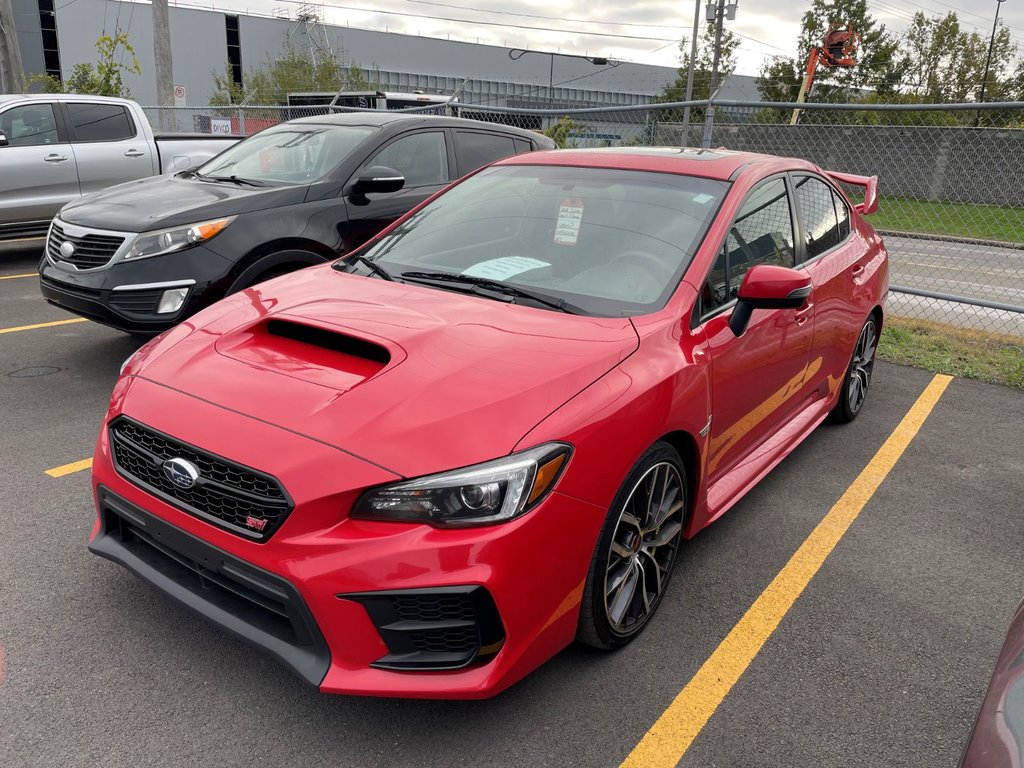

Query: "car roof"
left=288, top=111, right=546, bottom=140
left=494, top=146, right=819, bottom=180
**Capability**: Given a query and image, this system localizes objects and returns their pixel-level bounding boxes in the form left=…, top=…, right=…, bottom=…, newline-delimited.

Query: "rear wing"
left=825, top=171, right=879, bottom=215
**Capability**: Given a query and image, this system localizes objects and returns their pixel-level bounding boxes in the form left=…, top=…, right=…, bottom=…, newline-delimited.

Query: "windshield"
left=343, top=165, right=728, bottom=316
left=198, top=124, right=375, bottom=184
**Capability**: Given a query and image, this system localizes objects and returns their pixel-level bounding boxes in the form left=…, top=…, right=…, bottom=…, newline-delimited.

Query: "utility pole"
left=700, top=0, right=729, bottom=149
left=975, top=0, right=1007, bottom=128
left=0, top=0, right=26, bottom=93
left=153, top=0, right=174, bottom=128
left=680, top=0, right=701, bottom=145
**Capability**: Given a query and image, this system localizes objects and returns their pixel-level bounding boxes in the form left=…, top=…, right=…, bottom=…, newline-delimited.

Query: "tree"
left=757, top=0, right=907, bottom=103
left=210, top=39, right=368, bottom=105
left=543, top=116, right=581, bottom=148
left=903, top=11, right=1016, bottom=103
left=656, top=22, right=740, bottom=103
left=32, top=31, right=140, bottom=97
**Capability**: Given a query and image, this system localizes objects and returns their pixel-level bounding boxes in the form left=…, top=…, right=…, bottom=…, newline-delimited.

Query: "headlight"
left=124, top=217, right=232, bottom=260
left=352, top=443, right=572, bottom=527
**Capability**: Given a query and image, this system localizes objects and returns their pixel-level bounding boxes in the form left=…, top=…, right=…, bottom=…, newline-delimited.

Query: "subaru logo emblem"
left=59, top=240, right=76, bottom=259
left=163, top=457, right=200, bottom=489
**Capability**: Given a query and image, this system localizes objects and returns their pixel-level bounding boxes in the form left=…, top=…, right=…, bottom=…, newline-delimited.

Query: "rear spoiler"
left=825, top=171, right=879, bottom=215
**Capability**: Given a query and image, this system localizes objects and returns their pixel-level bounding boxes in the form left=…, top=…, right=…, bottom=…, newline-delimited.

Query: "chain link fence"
left=143, top=100, right=1024, bottom=336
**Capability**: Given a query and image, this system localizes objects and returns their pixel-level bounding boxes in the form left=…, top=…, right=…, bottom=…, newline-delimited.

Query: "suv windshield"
left=198, top=123, right=375, bottom=185
left=344, top=165, right=728, bottom=316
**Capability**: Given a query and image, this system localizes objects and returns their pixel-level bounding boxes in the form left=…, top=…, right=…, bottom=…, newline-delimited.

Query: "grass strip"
left=879, top=316, right=1024, bottom=390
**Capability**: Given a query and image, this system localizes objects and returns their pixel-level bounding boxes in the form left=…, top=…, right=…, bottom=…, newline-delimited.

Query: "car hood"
left=59, top=174, right=307, bottom=232
left=129, top=264, right=639, bottom=478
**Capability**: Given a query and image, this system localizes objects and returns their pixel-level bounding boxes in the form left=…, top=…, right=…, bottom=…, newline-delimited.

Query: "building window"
left=225, top=15, right=243, bottom=90
left=37, top=0, right=62, bottom=81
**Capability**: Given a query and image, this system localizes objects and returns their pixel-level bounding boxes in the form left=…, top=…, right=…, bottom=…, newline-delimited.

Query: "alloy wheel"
left=603, top=462, right=685, bottom=636
left=848, top=319, right=877, bottom=415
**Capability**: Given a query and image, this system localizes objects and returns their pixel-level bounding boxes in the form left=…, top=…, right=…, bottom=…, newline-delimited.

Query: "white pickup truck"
left=0, top=94, right=239, bottom=250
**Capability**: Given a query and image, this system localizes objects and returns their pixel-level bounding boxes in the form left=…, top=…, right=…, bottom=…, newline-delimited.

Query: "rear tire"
left=830, top=315, right=878, bottom=424
left=577, top=442, right=687, bottom=650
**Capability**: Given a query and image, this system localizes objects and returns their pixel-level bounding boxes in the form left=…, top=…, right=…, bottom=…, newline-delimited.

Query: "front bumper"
left=38, top=243, right=231, bottom=334
left=90, top=377, right=604, bottom=698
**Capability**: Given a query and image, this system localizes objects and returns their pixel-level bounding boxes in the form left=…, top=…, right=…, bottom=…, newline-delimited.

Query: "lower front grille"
left=341, top=586, right=506, bottom=671
left=39, top=275, right=103, bottom=299
left=108, top=289, right=164, bottom=314
left=109, top=416, right=293, bottom=541
left=90, top=488, right=330, bottom=687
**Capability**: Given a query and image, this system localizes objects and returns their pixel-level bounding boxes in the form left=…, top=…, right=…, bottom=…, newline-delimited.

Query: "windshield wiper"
left=400, top=271, right=582, bottom=314
left=197, top=173, right=267, bottom=187
left=341, top=253, right=395, bottom=281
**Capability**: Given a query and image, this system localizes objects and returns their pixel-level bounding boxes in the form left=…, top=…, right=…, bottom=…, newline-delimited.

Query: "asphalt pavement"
left=1, top=248, right=1022, bottom=768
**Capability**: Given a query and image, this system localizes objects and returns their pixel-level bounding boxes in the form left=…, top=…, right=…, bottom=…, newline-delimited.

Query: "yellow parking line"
left=0, top=272, right=37, bottom=280
left=620, top=373, right=954, bottom=768
left=0, top=318, right=87, bottom=335
left=45, top=458, right=93, bottom=478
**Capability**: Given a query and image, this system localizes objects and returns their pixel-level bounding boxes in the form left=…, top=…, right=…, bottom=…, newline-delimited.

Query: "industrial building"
left=6, top=0, right=759, bottom=110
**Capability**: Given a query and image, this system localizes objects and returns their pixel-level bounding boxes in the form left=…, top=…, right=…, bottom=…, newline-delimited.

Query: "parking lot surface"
left=2, top=249, right=1022, bottom=768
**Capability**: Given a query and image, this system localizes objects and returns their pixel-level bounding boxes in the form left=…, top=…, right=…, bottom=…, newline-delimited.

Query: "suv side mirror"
left=346, top=166, right=404, bottom=206
left=0, top=131, right=8, bottom=147
left=729, top=264, right=812, bottom=337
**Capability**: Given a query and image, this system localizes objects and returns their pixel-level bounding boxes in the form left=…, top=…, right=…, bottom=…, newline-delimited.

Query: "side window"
left=66, top=103, right=136, bottom=142
left=513, top=138, right=533, bottom=154
left=366, top=131, right=449, bottom=188
left=454, top=130, right=517, bottom=174
left=793, top=175, right=840, bottom=261
left=701, top=178, right=795, bottom=315
left=833, top=190, right=851, bottom=240
left=0, top=104, right=60, bottom=146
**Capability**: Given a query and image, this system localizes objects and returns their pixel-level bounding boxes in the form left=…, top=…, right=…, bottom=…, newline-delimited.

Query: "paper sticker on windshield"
left=554, top=198, right=584, bottom=245
left=692, top=193, right=715, bottom=204
left=462, top=256, right=550, bottom=280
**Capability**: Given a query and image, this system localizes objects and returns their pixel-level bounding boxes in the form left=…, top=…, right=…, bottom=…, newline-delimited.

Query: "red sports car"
left=89, top=148, right=888, bottom=698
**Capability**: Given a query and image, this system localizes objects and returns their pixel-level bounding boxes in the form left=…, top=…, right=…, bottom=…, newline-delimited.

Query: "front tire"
left=577, top=442, right=688, bottom=650
left=831, top=315, right=878, bottom=424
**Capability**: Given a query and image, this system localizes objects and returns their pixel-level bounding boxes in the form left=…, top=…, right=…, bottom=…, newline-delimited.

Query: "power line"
left=403, top=0, right=689, bottom=31
left=272, top=0, right=681, bottom=43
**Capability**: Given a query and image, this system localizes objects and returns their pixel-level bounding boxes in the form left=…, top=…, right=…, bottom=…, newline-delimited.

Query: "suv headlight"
left=352, top=443, right=571, bottom=527
left=124, top=217, right=232, bottom=261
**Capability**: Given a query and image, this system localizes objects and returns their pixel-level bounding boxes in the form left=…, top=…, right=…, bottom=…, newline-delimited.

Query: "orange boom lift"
left=791, top=25, right=860, bottom=125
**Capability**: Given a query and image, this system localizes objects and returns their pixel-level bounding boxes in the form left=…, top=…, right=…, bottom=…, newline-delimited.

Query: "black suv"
left=39, top=112, right=554, bottom=334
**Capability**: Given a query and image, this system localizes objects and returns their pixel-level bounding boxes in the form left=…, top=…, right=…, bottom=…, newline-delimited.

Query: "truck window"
left=0, top=104, right=60, bottom=146
left=67, top=103, right=136, bottom=142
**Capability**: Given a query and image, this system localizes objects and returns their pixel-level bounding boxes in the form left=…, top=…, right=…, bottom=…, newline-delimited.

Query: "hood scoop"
left=215, top=318, right=397, bottom=392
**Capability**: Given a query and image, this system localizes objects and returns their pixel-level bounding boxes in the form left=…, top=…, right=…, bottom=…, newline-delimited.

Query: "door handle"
left=794, top=302, right=814, bottom=325
left=851, top=264, right=866, bottom=278
left=44, top=154, right=68, bottom=162
left=124, top=149, right=145, bottom=158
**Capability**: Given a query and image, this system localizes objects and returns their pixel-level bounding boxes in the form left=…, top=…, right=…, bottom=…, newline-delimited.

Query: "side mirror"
left=729, top=264, right=812, bottom=337
left=346, top=166, right=404, bottom=206
left=0, top=131, right=8, bottom=147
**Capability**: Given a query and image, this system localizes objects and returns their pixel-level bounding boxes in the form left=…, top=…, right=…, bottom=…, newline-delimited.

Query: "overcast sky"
left=205, top=0, right=1024, bottom=76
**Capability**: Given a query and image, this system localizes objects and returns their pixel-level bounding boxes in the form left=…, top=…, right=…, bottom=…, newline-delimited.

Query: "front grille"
left=47, top=223, right=125, bottom=269
left=109, top=417, right=293, bottom=541
left=108, top=289, right=164, bottom=314
left=343, top=586, right=506, bottom=671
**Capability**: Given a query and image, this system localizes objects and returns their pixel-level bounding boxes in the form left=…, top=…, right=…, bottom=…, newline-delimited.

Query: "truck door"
left=0, top=102, right=80, bottom=239
left=64, top=102, right=158, bottom=195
